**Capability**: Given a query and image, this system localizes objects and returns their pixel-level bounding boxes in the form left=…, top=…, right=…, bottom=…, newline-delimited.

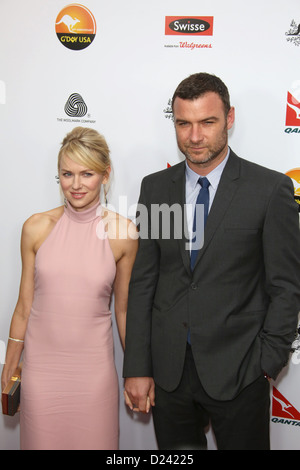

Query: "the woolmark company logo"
left=65, top=93, right=87, bottom=117
left=165, top=16, right=214, bottom=36
left=57, top=93, right=96, bottom=124
left=55, top=4, right=96, bottom=50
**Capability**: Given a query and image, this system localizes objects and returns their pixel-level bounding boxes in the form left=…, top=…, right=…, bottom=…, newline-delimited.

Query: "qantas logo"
left=286, top=91, right=300, bottom=126
left=272, top=387, right=300, bottom=425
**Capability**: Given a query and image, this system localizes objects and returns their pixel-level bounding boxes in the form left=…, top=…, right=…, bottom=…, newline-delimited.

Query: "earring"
left=104, top=187, right=108, bottom=206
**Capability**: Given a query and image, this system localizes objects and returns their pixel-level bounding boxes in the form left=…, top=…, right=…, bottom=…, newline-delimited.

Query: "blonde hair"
left=58, top=127, right=111, bottom=201
left=58, top=127, right=111, bottom=176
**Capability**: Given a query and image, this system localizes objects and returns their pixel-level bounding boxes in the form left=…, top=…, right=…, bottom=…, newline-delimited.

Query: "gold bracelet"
left=8, top=337, right=24, bottom=343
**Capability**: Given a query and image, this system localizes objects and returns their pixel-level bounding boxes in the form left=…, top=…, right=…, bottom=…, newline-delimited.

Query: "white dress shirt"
left=185, top=147, right=230, bottom=245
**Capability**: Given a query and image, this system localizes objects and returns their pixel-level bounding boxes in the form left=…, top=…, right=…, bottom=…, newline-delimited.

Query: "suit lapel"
left=192, top=151, right=241, bottom=270
left=167, top=152, right=241, bottom=274
left=169, top=162, right=191, bottom=275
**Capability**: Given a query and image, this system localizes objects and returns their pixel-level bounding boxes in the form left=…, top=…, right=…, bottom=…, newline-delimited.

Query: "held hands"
left=124, top=377, right=155, bottom=414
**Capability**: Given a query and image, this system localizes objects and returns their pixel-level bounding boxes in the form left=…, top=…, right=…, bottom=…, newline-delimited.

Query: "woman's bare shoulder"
left=22, top=206, right=65, bottom=251
left=101, top=208, right=138, bottom=241
left=24, top=206, right=64, bottom=229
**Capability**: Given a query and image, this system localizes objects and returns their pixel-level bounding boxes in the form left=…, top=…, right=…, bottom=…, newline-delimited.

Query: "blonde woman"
left=1, top=127, right=138, bottom=450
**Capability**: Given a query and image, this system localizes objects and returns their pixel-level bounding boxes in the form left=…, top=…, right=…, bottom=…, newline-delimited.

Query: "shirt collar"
left=185, top=147, right=230, bottom=190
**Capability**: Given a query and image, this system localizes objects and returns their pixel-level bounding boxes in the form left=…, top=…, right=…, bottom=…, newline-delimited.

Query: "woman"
left=1, top=127, right=138, bottom=450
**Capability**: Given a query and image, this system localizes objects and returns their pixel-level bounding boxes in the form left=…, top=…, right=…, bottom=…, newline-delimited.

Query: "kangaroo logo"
left=287, top=101, right=300, bottom=120
left=272, top=387, right=300, bottom=421
left=55, top=4, right=96, bottom=51
left=56, top=15, right=80, bottom=33
left=286, top=91, right=300, bottom=126
left=274, top=395, right=294, bottom=418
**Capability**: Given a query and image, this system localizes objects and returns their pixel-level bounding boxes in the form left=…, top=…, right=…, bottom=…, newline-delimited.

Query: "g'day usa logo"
left=55, top=4, right=96, bottom=50
left=165, top=17, right=214, bottom=36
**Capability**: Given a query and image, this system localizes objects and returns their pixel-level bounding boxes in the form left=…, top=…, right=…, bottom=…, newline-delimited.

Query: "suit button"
left=191, top=283, right=197, bottom=290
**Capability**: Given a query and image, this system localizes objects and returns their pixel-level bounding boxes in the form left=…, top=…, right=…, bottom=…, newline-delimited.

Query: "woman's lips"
left=70, top=192, right=87, bottom=199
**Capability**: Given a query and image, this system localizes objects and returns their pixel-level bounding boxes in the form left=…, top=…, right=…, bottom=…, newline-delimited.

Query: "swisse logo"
left=170, top=18, right=210, bottom=34
left=165, top=16, right=213, bottom=36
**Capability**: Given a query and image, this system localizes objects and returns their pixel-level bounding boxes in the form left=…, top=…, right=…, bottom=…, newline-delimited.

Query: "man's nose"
left=190, top=124, right=203, bottom=143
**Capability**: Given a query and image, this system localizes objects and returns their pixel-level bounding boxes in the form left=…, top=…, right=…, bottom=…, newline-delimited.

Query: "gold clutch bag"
left=2, top=364, right=22, bottom=416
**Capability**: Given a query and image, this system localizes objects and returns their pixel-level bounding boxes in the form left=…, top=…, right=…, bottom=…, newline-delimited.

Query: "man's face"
left=173, top=92, right=235, bottom=174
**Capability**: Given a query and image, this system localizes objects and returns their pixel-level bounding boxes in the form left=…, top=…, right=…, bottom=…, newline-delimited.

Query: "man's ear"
left=227, top=106, right=235, bottom=130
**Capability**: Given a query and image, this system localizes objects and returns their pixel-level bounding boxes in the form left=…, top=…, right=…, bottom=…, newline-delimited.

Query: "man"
left=123, top=73, right=300, bottom=450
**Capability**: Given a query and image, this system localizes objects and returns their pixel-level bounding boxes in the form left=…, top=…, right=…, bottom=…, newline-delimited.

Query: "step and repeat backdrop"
left=1, top=0, right=300, bottom=450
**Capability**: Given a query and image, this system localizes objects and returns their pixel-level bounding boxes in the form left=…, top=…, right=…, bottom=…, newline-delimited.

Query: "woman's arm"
left=1, top=218, right=36, bottom=391
left=107, top=213, right=138, bottom=350
left=113, top=220, right=138, bottom=349
left=1, top=208, right=63, bottom=391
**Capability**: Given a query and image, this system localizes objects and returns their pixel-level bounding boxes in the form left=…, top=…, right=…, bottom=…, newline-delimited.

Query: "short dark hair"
left=172, top=72, right=231, bottom=115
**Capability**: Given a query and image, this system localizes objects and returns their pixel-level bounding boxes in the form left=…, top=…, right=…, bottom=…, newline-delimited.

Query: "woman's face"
left=59, top=154, right=108, bottom=211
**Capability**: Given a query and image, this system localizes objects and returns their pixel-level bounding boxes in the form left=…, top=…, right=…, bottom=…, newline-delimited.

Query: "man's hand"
left=124, top=377, right=155, bottom=413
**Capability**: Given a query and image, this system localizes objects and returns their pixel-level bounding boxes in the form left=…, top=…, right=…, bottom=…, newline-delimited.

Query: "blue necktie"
left=190, top=177, right=210, bottom=271
left=188, top=177, right=210, bottom=344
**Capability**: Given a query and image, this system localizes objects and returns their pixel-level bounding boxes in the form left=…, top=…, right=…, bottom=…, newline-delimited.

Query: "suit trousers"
left=152, top=344, right=270, bottom=450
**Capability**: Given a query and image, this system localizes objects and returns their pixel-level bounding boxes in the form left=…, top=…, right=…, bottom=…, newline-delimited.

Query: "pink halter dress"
left=20, top=200, right=118, bottom=450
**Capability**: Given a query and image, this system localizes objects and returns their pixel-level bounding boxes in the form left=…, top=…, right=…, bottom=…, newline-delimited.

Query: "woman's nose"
left=72, top=175, right=82, bottom=189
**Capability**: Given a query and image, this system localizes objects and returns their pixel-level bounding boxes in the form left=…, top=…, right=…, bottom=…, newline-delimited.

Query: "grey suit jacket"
left=123, top=150, right=300, bottom=400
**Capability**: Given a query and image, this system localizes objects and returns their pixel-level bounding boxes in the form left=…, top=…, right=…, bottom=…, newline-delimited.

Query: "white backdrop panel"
left=1, top=0, right=299, bottom=450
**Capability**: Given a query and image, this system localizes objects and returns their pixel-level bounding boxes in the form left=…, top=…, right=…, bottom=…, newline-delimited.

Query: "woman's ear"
left=102, top=166, right=111, bottom=185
